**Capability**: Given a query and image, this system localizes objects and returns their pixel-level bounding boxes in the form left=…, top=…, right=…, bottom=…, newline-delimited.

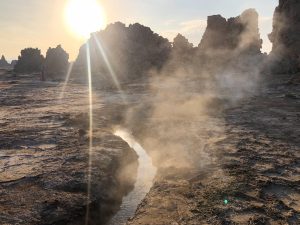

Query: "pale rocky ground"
left=127, top=74, right=300, bottom=225
left=0, top=71, right=137, bottom=225
left=0, top=69, right=299, bottom=225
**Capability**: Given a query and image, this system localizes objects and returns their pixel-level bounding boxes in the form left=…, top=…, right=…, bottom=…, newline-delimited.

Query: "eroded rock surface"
left=195, top=9, right=264, bottom=83
left=269, top=0, right=300, bottom=73
left=199, top=9, right=262, bottom=55
left=0, top=72, right=137, bottom=225
left=126, top=74, right=300, bottom=224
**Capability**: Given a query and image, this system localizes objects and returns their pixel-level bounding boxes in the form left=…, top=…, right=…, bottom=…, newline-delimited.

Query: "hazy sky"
left=0, top=0, right=277, bottom=61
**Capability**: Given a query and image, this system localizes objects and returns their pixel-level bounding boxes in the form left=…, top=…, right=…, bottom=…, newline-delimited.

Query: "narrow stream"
left=108, top=129, right=157, bottom=225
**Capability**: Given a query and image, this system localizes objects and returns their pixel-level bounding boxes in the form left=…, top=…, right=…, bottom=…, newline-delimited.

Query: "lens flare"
left=65, top=0, right=106, bottom=39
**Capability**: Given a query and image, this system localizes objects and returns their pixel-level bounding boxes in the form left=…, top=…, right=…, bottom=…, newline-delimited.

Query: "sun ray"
left=92, top=34, right=126, bottom=103
left=59, top=62, right=74, bottom=101
left=85, top=42, right=93, bottom=225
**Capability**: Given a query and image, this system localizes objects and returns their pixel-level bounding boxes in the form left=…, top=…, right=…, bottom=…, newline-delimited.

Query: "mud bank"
left=0, top=72, right=138, bottom=225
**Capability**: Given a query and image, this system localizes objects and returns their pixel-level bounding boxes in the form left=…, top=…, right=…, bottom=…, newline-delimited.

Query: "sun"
left=65, top=0, right=106, bottom=39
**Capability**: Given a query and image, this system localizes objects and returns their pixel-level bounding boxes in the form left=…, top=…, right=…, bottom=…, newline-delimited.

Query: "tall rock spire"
left=0, top=55, right=10, bottom=67
left=269, top=0, right=300, bottom=73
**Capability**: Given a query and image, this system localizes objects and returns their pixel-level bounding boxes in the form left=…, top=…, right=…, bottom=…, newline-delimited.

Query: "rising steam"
left=124, top=9, right=265, bottom=172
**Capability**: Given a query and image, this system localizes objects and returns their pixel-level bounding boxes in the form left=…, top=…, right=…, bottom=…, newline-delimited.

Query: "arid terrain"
left=127, top=74, right=300, bottom=225
left=0, top=70, right=138, bottom=225
left=1, top=0, right=300, bottom=224
left=0, top=68, right=299, bottom=225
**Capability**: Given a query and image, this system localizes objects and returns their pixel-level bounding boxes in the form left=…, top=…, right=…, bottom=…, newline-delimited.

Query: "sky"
left=0, top=0, right=278, bottom=61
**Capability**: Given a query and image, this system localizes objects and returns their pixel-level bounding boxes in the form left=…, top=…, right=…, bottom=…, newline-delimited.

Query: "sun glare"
left=65, top=0, right=106, bottom=39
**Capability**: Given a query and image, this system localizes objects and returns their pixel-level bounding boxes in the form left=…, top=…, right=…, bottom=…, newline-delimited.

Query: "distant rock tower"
left=199, top=9, right=262, bottom=54
left=269, top=0, right=300, bottom=73
left=196, top=9, right=263, bottom=74
left=0, top=55, right=10, bottom=68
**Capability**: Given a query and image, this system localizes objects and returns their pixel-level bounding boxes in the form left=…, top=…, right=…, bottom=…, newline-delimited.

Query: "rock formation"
left=199, top=9, right=262, bottom=55
left=14, top=48, right=44, bottom=73
left=196, top=9, right=263, bottom=75
left=44, top=45, right=69, bottom=80
left=0, top=55, right=10, bottom=68
left=173, top=34, right=194, bottom=54
left=73, top=22, right=171, bottom=88
left=172, top=34, right=195, bottom=64
left=10, top=60, right=17, bottom=68
left=269, top=0, right=300, bottom=73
